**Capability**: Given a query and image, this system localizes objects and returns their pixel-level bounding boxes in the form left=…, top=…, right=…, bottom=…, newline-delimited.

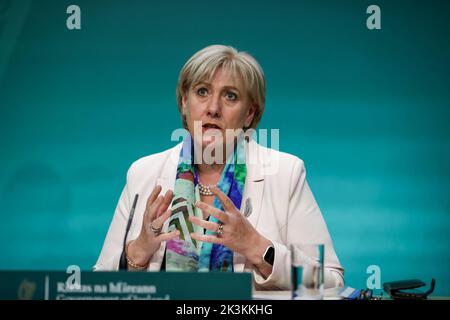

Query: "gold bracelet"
left=125, top=240, right=149, bottom=270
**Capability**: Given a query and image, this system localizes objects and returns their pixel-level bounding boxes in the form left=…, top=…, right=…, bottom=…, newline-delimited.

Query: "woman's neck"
left=196, top=161, right=224, bottom=187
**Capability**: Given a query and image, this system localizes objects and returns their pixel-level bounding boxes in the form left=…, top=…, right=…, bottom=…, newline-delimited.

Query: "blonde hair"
left=176, top=45, right=266, bottom=130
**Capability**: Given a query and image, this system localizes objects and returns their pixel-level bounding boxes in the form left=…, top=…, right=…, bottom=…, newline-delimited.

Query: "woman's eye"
left=225, top=92, right=237, bottom=101
left=197, top=87, right=208, bottom=96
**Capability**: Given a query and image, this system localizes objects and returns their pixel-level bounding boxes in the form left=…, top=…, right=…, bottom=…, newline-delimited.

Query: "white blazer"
left=94, top=139, right=344, bottom=290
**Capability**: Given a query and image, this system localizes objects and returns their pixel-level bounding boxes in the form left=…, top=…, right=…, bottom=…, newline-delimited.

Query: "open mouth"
left=202, top=123, right=221, bottom=130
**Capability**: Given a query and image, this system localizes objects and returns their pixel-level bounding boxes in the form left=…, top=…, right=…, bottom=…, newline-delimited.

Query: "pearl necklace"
left=198, top=180, right=216, bottom=196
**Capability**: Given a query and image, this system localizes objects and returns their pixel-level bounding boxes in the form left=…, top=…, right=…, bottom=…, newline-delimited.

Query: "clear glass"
left=291, top=244, right=325, bottom=300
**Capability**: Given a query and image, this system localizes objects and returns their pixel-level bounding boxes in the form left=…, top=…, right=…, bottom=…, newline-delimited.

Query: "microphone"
left=119, top=194, right=139, bottom=270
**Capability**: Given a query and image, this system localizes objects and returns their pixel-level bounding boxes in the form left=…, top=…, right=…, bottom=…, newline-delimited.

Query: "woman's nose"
left=206, top=94, right=221, bottom=118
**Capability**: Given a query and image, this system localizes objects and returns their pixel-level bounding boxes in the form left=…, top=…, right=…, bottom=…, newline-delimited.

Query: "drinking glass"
left=291, top=244, right=325, bottom=300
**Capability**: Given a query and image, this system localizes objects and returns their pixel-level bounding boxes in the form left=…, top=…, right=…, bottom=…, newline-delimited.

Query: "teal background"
left=1, top=0, right=449, bottom=295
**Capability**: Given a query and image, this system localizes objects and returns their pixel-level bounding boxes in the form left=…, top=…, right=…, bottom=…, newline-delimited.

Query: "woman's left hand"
left=189, top=186, right=271, bottom=267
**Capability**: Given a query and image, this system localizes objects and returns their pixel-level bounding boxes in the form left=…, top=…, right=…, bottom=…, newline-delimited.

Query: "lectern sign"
left=0, top=271, right=252, bottom=300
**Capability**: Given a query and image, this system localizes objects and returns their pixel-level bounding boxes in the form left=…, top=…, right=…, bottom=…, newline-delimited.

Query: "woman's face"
left=181, top=68, right=256, bottom=153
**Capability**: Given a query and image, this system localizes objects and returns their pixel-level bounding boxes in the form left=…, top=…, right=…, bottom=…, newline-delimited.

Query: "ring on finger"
left=150, top=222, right=162, bottom=236
left=216, top=223, right=224, bottom=237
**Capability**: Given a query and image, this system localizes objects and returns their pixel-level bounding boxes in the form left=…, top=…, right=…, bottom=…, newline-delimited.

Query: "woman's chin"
left=200, top=140, right=223, bottom=150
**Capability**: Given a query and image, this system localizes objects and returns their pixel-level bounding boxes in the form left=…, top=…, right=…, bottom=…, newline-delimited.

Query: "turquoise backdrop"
left=0, top=0, right=449, bottom=294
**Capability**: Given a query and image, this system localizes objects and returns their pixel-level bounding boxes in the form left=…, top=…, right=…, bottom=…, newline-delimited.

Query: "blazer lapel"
left=156, top=143, right=182, bottom=195
left=148, top=143, right=181, bottom=271
left=233, top=139, right=266, bottom=272
left=156, top=142, right=183, bottom=228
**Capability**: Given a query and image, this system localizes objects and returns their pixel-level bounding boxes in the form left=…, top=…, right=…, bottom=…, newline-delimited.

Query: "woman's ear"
left=245, top=103, right=257, bottom=128
left=181, top=95, right=188, bottom=115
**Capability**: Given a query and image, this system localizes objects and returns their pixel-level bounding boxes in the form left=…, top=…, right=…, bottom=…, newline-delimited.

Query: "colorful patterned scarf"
left=165, top=134, right=246, bottom=272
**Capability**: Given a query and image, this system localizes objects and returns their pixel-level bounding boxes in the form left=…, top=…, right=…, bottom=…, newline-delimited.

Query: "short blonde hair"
left=176, top=45, right=266, bottom=130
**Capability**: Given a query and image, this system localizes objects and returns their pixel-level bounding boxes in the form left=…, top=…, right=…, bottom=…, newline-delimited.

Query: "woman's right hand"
left=126, top=185, right=180, bottom=268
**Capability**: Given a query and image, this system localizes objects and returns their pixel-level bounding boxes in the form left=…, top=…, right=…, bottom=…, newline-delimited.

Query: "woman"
left=94, top=45, right=344, bottom=290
